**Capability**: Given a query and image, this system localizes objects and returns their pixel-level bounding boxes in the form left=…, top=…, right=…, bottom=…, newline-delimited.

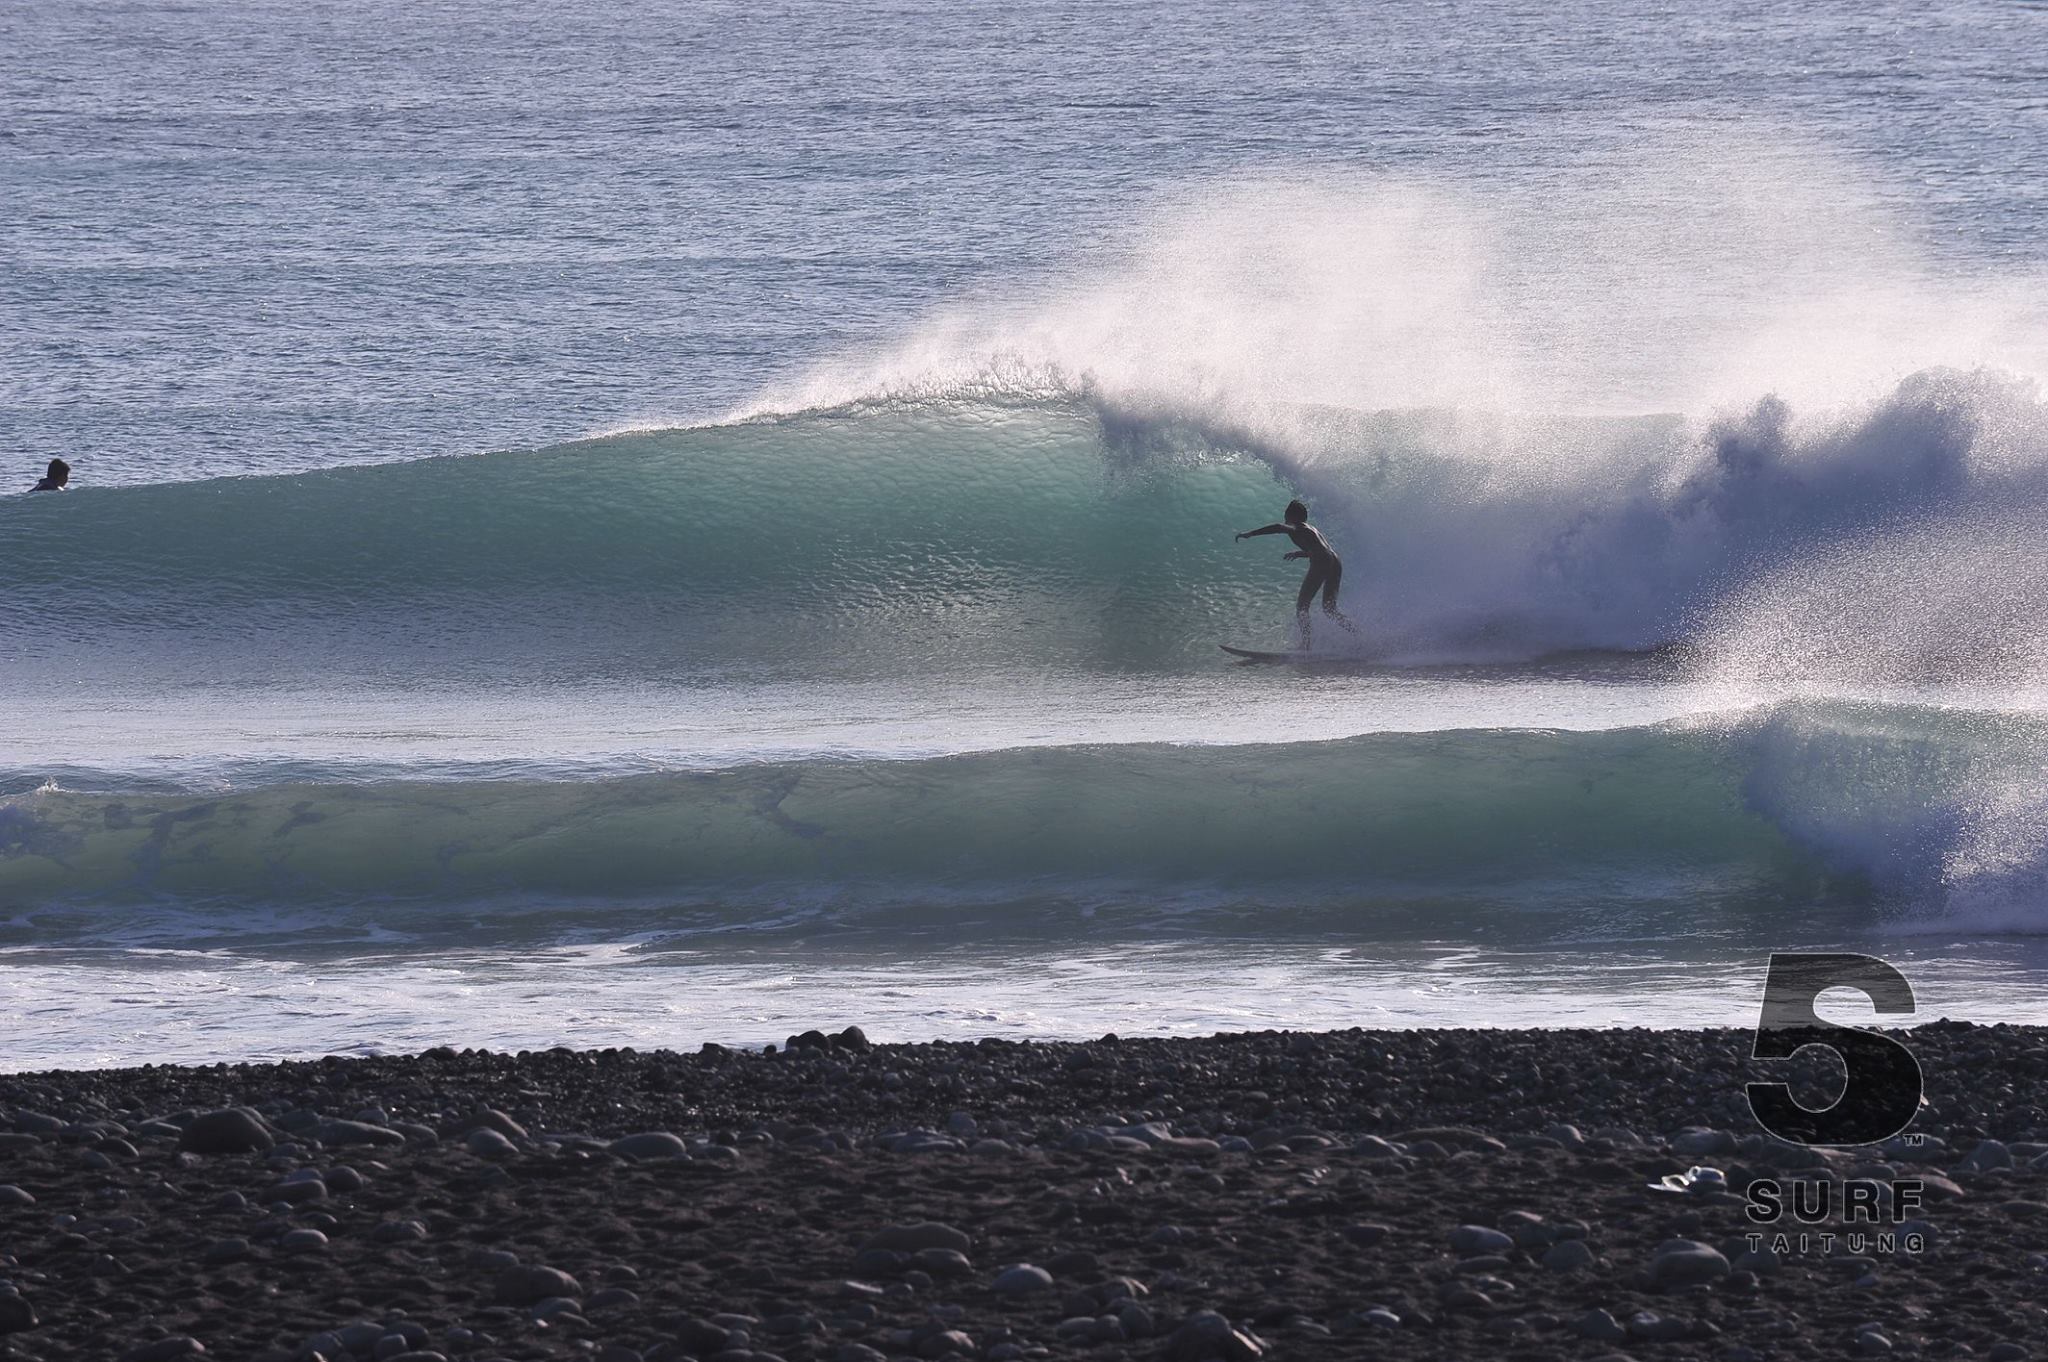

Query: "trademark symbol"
left=1904, top=1134, right=1925, bottom=1146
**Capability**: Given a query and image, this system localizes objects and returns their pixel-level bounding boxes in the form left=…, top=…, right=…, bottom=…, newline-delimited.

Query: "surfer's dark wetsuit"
left=1236, top=500, right=1361, bottom=650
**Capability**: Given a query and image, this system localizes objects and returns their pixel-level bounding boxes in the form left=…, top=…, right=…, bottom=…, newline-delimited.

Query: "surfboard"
left=1220, top=643, right=1387, bottom=666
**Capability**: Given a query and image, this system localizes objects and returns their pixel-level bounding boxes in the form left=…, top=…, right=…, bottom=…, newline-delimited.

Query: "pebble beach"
left=0, top=1024, right=2041, bottom=1362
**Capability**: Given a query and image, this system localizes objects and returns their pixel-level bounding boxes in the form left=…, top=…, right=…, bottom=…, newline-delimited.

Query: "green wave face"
left=5, top=700, right=2046, bottom=940
left=0, top=724, right=1813, bottom=937
left=0, top=402, right=1294, bottom=679
left=7, top=367, right=2044, bottom=683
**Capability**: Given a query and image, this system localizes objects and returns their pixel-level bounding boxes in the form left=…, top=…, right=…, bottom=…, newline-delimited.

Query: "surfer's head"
left=45, top=458, right=68, bottom=485
left=1284, top=499, right=1308, bottom=525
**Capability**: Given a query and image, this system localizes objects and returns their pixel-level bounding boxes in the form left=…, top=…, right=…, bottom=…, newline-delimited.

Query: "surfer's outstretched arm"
left=1236, top=524, right=1289, bottom=540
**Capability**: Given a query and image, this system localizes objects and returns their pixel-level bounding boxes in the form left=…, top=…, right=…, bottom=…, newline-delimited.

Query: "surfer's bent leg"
left=1296, top=566, right=1326, bottom=649
left=1321, top=560, right=1361, bottom=636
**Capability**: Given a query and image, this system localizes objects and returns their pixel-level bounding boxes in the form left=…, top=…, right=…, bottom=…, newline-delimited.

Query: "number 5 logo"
left=1747, top=952, right=1923, bottom=1146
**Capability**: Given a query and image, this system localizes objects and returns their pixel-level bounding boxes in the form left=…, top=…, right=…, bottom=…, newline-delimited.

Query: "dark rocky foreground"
left=2, top=1023, right=2047, bottom=1362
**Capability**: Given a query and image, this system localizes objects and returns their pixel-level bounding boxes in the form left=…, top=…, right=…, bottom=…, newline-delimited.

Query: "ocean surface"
left=5, top=0, right=2048, bottom=1068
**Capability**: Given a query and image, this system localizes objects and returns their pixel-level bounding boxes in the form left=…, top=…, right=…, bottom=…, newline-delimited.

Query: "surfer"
left=30, top=458, right=69, bottom=492
left=1235, top=499, right=1360, bottom=650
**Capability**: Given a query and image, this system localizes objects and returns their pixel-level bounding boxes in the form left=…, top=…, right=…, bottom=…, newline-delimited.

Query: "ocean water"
left=5, top=0, right=2048, bottom=1067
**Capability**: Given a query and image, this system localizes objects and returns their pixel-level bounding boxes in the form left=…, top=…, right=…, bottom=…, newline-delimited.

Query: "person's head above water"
left=32, top=457, right=69, bottom=492
left=1284, top=499, right=1308, bottom=525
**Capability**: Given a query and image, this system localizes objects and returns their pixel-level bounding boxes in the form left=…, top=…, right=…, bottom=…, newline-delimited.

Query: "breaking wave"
left=4, top=366, right=2046, bottom=681
left=6, top=701, right=2048, bottom=939
left=8, top=165, right=2048, bottom=938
